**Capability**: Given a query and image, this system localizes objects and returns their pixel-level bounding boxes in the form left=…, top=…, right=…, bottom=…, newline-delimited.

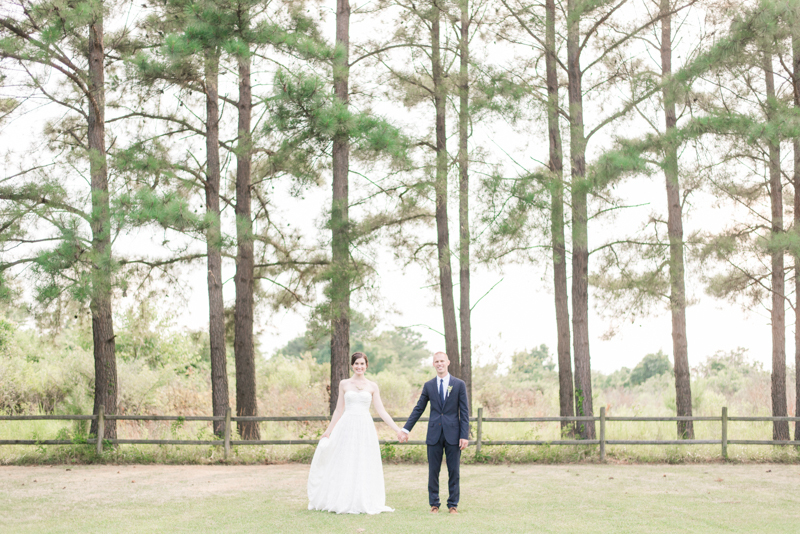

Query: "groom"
left=400, top=351, right=469, bottom=514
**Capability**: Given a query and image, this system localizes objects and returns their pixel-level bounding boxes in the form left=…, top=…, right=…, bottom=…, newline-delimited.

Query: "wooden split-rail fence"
left=2, top=406, right=800, bottom=461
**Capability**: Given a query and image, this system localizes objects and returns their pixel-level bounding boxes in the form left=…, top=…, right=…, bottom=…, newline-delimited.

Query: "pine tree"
left=485, top=0, right=576, bottom=431
left=330, top=0, right=352, bottom=414
left=232, top=2, right=258, bottom=441
left=133, top=0, right=335, bottom=433
left=763, top=46, right=790, bottom=441
left=0, top=0, right=120, bottom=439
left=792, top=7, right=800, bottom=443
left=545, top=0, right=575, bottom=435
left=660, top=0, right=694, bottom=440
left=432, top=0, right=461, bottom=376
left=563, top=0, right=673, bottom=438
left=140, top=0, right=234, bottom=436
left=591, top=0, right=800, bottom=441
left=265, top=21, right=410, bottom=413
left=457, top=0, right=473, bottom=408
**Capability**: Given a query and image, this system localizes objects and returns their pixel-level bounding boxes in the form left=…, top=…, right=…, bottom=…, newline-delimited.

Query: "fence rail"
left=3, top=406, right=800, bottom=460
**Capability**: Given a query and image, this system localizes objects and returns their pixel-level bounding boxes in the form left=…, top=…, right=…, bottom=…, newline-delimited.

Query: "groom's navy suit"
left=404, top=375, right=470, bottom=509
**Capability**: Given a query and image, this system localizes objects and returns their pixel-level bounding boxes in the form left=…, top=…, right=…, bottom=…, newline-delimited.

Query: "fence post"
left=599, top=406, right=606, bottom=462
left=224, top=407, right=232, bottom=461
left=721, top=406, right=728, bottom=460
left=476, top=407, right=483, bottom=457
left=96, top=405, right=104, bottom=455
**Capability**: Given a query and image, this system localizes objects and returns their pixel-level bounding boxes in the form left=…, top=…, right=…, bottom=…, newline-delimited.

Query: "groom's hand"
left=459, top=439, right=469, bottom=450
left=397, top=431, right=408, bottom=443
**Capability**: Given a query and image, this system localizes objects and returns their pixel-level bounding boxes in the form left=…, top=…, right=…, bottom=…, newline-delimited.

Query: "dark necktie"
left=439, top=378, right=445, bottom=406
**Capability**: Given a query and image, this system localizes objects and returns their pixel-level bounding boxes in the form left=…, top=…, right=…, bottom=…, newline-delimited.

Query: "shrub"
left=0, top=323, right=93, bottom=415
left=628, top=350, right=672, bottom=387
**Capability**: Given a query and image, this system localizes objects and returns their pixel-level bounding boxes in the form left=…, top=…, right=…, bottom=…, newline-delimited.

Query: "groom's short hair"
left=433, top=351, right=448, bottom=361
left=351, top=352, right=369, bottom=367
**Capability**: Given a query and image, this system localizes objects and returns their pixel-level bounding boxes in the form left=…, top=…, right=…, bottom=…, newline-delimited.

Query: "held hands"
left=396, top=430, right=409, bottom=443
left=459, top=439, right=469, bottom=451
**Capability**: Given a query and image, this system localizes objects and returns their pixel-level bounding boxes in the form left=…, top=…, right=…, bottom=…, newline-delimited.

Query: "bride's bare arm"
left=322, top=381, right=346, bottom=438
left=371, top=384, right=402, bottom=434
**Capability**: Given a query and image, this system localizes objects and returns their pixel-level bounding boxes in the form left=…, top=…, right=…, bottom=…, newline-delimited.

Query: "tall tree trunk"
left=432, top=1, right=461, bottom=375
left=546, top=0, right=574, bottom=436
left=793, top=26, right=800, bottom=443
left=661, top=0, right=693, bottom=439
left=204, top=50, right=229, bottom=436
left=330, top=0, right=351, bottom=414
left=566, top=0, right=594, bottom=439
left=458, top=0, right=471, bottom=406
left=234, top=49, right=259, bottom=440
left=764, top=52, right=789, bottom=441
left=88, top=16, right=117, bottom=440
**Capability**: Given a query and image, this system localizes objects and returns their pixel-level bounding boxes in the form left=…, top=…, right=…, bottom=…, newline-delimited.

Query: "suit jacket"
left=404, top=376, right=470, bottom=445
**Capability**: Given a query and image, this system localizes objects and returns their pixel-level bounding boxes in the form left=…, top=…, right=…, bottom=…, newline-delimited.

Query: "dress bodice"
left=344, top=390, right=372, bottom=415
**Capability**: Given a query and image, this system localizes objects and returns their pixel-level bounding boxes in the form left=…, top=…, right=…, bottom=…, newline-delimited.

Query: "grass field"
left=1, top=463, right=798, bottom=533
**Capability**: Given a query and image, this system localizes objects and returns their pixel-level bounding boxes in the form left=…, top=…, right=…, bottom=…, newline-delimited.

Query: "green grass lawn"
left=2, top=463, right=798, bottom=533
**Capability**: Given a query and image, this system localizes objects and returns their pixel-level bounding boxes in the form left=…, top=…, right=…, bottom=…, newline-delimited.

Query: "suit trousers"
left=427, top=432, right=461, bottom=508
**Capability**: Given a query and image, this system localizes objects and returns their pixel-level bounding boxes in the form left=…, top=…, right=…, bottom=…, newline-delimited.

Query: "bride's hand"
left=322, top=431, right=331, bottom=439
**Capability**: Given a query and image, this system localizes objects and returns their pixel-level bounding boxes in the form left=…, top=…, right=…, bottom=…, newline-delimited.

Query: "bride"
left=307, top=352, right=405, bottom=514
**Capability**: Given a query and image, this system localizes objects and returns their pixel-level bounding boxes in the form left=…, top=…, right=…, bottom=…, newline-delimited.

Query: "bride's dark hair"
left=351, top=352, right=369, bottom=367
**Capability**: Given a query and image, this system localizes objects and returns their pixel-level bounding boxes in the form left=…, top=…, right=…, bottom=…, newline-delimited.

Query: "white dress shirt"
left=437, top=373, right=451, bottom=401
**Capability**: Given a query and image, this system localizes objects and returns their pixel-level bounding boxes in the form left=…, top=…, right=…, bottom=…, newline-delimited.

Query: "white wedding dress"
left=307, top=390, right=394, bottom=514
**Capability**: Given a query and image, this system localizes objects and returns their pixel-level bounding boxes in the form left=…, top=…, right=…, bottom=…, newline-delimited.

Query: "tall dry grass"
left=1, top=316, right=799, bottom=464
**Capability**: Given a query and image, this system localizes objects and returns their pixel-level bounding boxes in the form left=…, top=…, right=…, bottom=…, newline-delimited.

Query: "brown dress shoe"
left=449, top=507, right=458, bottom=514
left=430, top=506, right=439, bottom=513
